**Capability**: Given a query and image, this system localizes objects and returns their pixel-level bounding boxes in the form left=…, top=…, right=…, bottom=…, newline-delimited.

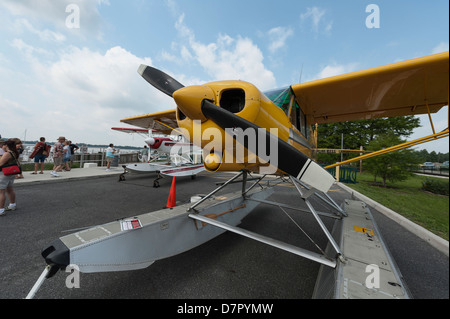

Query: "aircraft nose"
left=145, top=137, right=155, bottom=146
left=173, top=85, right=215, bottom=122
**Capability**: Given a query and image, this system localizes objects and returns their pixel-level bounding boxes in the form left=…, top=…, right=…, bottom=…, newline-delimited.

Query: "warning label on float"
left=120, top=219, right=142, bottom=231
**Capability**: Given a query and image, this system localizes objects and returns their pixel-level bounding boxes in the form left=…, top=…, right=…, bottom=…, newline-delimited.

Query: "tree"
left=317, top=116, right=421, bottom=165
left=364, top=133, right=418, bottom=187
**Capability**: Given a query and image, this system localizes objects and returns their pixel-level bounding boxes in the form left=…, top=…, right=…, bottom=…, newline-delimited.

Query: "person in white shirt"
left=141, top=145, right=149, bottom=163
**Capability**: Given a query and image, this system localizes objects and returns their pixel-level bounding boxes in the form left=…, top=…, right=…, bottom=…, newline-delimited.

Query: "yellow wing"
left=291, top=51, right=449, bottom=124
left=120, top=109, right=178, bottom=135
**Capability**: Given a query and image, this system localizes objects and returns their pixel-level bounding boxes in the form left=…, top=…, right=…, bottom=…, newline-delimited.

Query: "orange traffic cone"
left=166, top=176, right=176, bottom=208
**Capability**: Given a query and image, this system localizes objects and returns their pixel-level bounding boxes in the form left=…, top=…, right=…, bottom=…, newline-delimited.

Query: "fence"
left=76, top=152, right=140, bottom=167
left=20, top=152, right=141, bottom=171
left=414, top=166, right=449, bottom=177
left=326, top=166, right=358, bottom=184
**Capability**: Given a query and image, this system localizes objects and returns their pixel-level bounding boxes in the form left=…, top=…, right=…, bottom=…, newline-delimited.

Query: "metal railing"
left=414, top=166, right=449, bottom=177
left=76, top=152, right=140, bottom=167
left=20, top=152, right=141, bottom=170
left=326, top=166, right=358, bottom=184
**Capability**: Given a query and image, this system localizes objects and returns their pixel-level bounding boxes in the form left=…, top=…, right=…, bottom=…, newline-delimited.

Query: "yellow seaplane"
left=122, top=51, right=448, bottom=188
left=34, top=52, right=448, bottom=299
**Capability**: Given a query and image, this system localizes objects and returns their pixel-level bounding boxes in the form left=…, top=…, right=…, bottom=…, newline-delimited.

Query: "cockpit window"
left=264, top=87, right=291, bottom=112
left=264, top=87, right=308, bottom=139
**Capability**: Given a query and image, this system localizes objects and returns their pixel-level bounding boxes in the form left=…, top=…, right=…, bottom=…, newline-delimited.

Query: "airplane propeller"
left=137, top=65, right=184, bottom=97
left=201, top=100, right=335, bottom=192
left=201, top=100, right=307, bottom=176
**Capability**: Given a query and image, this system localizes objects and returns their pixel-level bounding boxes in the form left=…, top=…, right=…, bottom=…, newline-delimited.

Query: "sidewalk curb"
left=337, top=182, right=449, bottom=257
left=13, top=168, right=122, bottom=187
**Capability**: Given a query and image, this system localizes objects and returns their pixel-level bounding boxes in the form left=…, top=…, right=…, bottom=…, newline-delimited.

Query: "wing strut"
left=325, top=127, right=449, bottom=169
left=290, top=176, right=345, bottom=262
left=189, top=213, right=336, bottom=268
left=188, top=170, right=346, bottom=268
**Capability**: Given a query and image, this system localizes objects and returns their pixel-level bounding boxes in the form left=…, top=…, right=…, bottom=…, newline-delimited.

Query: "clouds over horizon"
left=1, top=42, right=173, bottom=144
left=0, top=1, right=173, bottom=145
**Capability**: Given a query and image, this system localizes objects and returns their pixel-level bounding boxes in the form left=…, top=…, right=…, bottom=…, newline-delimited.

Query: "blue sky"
left=0, top=0, right=448, bottom=152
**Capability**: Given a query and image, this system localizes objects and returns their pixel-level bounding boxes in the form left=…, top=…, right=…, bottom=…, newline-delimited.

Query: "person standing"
left=105, top=143, right=116, bottom=171
left=141, top=145, right=149, bottom=163
left=51, top=136, right=65, bottom=177
left=0, top=140, right=18, bottom=216
left=9, top=138, right=24, bottom=179
left=68, top=140, right=79, bottom=169
left=63, top=140, right=72, bottom=171
left=30, top=137, right=48, bottom=174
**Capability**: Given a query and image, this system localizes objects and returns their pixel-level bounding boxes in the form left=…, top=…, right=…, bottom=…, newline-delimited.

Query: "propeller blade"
left=137, top=65, right=184, bottom=97
left=201, top=100, right=335, bottom=193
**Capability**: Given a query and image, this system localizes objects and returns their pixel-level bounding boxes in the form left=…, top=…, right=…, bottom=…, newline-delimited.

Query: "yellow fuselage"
left=173, top=80, right=312, bottom=174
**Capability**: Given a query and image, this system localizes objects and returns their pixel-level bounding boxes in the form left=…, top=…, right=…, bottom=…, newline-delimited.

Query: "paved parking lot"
left=0, top=170, right=448, bottom=299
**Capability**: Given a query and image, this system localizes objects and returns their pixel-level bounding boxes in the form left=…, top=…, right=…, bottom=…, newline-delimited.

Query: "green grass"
left=345, top=172, right=449, bottom=241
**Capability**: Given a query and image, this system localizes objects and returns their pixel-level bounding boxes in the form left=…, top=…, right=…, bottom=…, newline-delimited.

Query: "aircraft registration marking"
left=353, top=226, right=374, bottom=236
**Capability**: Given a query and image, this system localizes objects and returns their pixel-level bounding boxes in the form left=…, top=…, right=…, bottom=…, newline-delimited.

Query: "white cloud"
left=300, top=7, right=332, bottom=35
left=160, top=50, right=179, bottom=64
left=180, top=46, right=193, bottom=61
left=14, top=18, right=66, bottom=43
left=1, top=0, right=108, bottom=39
left=173, top=14, right=276, bottom=90
left=267, top=26, right=294, bottom=54
left=1, top=44, right=176, bottom=146
left=44, top=46, right=180, bottom=126
left=11, top=38, right=52, bottom=60
left=316, top=63, right=358, bottom=79
left=175, top=13, right=195, bottom=42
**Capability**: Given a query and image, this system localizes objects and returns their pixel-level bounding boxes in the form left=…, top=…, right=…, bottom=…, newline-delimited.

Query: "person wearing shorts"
left=0, top=140, right=18, bottom=216
left=32, top=137, right=48, bottom=174
left=105, top=143, right=116, bottom=171
left=51, top=137, right=65, bottom=177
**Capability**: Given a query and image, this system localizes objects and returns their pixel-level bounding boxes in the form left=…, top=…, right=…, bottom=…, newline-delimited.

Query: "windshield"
left=264, top=87, right=291, bottom=112
left=264, top=86, right=309, bottom=139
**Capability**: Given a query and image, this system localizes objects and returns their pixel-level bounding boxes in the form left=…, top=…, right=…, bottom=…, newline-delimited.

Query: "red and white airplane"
left=112, top=127, right=204, bottom=185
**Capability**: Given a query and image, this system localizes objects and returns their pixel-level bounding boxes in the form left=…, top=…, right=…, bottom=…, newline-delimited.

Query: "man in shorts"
left=31, top=137, right=48, bottom=174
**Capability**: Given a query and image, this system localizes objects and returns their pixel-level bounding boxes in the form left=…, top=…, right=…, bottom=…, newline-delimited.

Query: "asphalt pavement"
left=0, top=167, right=448, bottom=299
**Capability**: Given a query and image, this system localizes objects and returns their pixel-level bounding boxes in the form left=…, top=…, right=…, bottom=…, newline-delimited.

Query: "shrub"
left=422, top=178, right=449, bottom=196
